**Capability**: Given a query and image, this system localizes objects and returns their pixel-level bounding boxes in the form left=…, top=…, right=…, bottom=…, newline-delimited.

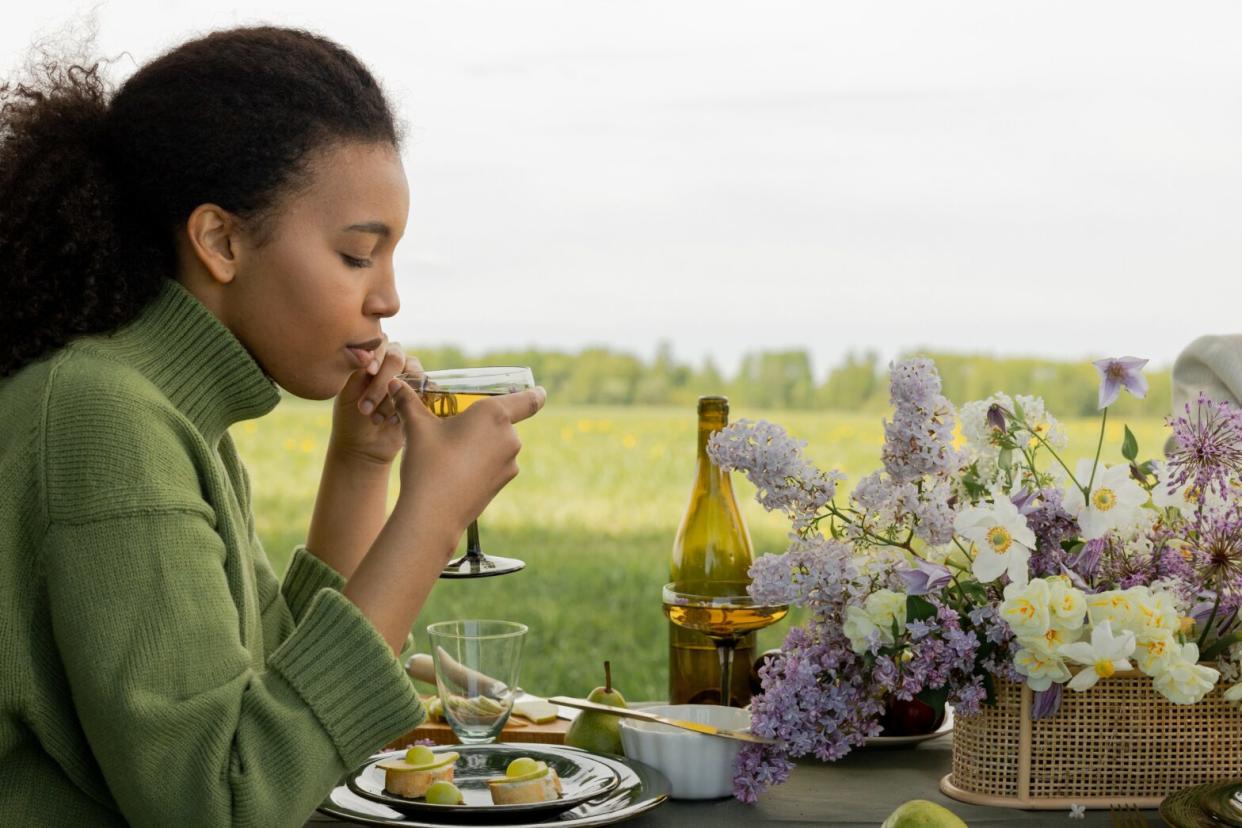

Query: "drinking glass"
left=662, top=582, right=788, bottom=708
left=427, top=620, right=527, bottom=745
left=396, top=367, right=536, bottom=578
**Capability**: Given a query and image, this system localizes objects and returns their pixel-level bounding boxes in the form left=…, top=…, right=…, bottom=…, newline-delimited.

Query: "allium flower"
left=1193, top=506, right=1242, bottom=597
left=955, top=496, right=1037, bottom=586
left=1058, top=620, right=1136, bottom=692
left=1092, top=356, right=1149, bottom=409
left=1165, top=394, right=1242, bottom=500
left=1062, top=460, right=1148, bottom=540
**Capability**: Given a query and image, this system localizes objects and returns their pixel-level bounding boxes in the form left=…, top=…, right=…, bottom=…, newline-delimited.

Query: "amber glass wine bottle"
left=668, top=396, right=756, bottom=705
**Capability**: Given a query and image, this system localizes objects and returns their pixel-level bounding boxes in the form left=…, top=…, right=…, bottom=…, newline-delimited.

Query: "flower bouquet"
left=709, top=356, right=1242, bottom=805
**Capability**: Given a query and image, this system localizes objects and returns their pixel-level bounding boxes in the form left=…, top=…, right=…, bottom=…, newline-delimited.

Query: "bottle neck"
left=695, top=408, right=729, bottom=488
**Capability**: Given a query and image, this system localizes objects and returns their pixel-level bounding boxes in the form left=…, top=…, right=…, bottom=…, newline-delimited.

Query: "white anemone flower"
left=954, top=496, right=1036, bottom=587
left=1061, top=459, right=1148, bottom=540
left=1058, top=620, right=1136, bottom=692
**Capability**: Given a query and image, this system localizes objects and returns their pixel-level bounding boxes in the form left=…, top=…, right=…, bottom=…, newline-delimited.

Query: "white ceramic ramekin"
left=618, top=704, right=750, bottom=799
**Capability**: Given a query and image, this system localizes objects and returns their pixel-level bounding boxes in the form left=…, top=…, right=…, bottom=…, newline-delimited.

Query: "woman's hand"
left=385, top=375, right=547, bottom=539
left=329, top=337, right=421, bottom=466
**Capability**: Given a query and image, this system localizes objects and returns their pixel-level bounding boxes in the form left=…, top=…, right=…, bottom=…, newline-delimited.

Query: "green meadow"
left=234, top=401, right=1171, bottom=702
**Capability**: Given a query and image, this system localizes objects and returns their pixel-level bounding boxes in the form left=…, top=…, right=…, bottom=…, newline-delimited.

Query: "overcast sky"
left=4, top=1, right=1240, bottom=377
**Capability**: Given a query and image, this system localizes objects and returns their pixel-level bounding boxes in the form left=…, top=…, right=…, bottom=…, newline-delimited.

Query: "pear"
left=564, top=661, right=627, bottom=756
left=881, top=800, right=968, bottom=828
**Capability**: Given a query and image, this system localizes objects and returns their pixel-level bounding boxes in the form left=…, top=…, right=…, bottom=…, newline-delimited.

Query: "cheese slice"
left=512, top=698, right=558, bottom=724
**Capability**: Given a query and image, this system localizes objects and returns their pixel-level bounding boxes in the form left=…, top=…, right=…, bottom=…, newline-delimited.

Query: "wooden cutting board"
left=385, top=715, right=572, bottom=748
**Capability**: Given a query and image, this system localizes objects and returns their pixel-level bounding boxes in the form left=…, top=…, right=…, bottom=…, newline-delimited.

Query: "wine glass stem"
left=465, top=520, right=484, bottom=562
left=716, top=640, right=736, bottom=707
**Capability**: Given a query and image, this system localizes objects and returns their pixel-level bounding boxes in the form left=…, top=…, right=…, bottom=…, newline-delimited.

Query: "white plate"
left=863, top=706, right=954, bottom=747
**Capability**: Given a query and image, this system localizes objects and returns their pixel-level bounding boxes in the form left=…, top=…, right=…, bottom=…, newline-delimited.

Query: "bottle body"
left=668, top=396, right=756, bottom=706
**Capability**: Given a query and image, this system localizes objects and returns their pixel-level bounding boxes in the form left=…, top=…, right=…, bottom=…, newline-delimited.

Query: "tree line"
left=405, top=343, right=1174, bottom=418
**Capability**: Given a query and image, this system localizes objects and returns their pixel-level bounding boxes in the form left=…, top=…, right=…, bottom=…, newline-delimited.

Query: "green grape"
left=405, top=746, right=436, bottom=766
left=425, top=780, right=464, bottom=805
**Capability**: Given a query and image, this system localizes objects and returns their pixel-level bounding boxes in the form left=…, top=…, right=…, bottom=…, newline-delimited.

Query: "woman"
left=0, top=25, right=545, bottom=826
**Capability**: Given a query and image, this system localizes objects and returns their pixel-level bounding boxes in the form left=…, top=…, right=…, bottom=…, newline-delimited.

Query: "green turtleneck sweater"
left=0, top=281, right=424, bottom=826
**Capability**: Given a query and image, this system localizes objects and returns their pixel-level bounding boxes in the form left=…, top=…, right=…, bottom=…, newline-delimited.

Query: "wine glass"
left=395, top=366, right=535, bottom=579
left=662, top=581, right=788, bottom=708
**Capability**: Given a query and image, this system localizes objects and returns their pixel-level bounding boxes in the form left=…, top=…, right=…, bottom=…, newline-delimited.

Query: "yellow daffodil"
left=1151, top=643, right=1220, bottom=705
left=1000, top=579, right=1052, bottom=639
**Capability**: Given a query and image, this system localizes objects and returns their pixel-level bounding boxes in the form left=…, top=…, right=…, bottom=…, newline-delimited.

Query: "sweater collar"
left=108, top=280, right=281, bottom=443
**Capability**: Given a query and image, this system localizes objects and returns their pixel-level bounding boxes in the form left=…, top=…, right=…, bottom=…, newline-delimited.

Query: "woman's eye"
left=341, top=253, right=372, bottom=268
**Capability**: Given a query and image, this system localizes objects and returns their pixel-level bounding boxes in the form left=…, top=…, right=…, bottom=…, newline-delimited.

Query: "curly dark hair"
left=0, top=25, right=400, bottom=377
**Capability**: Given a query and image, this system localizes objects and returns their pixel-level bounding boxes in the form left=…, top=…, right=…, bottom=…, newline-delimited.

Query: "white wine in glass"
left=395, top=367, right=535, bottom=579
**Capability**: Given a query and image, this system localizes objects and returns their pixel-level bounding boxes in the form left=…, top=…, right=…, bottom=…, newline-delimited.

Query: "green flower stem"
left=999, top=406, right=1086, bottom=494
left=1085, top=407, right=1109, bottom=497
left=1197, top=584, right=1222, bottom=650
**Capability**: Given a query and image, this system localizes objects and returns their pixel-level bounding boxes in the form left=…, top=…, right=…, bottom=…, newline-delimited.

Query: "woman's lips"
left=346, top=346, right=374, bottom=368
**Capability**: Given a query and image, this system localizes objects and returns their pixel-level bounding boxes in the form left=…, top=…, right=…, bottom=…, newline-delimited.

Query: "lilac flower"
left=912, top=481, right=959, bottom=546
left=708, top=419, right=843, bottom=532
left=1026, top=490, right=1079, bottom=576
left=1092, top=356, right=1149, bottom=409
left=896, top=558, right=953, bottom=596
left=1166, top=394, right=1242, bottom=500
left=881, top=358, right=963, bottom=483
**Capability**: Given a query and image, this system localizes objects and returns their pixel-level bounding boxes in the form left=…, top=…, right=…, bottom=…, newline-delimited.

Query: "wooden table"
left=307, top=737, right=1165, bottom=826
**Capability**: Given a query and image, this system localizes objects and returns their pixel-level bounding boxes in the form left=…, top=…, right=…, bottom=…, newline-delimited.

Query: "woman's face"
left=226, top=141, right=409, bottom=399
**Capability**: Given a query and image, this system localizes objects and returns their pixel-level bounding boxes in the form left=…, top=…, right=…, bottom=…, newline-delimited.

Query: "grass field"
left=232, top=400, right=1172, bottom=702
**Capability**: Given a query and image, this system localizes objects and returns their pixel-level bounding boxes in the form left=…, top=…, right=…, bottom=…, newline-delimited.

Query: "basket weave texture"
left=941, top=672, right=1242, bottom=809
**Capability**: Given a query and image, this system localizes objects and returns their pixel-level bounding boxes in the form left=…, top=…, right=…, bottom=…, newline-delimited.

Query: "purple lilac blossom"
left=912, top=481, right=959, bottom=545
left=881, top=358, right=964, bottom=484
left=1092, top=356, right=1149, bottom=409
left=1026, top=490, right=1079, bottom=577
left=708, top=419, right=843, bottom=532
left=1166, top=394, right=1242, bottom=500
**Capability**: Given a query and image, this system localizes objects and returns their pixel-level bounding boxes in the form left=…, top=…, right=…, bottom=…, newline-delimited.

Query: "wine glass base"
left=439, top=554, right=526, bottom=579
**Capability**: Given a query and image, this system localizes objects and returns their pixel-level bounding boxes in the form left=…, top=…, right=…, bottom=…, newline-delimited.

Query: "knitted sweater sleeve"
left=1164, top=334, right=1242, bottom=455
left=38, top=381, right=423, bottom=827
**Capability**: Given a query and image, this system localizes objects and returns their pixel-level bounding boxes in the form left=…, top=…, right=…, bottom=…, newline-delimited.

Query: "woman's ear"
left=184, top=203, right=243, bottom=285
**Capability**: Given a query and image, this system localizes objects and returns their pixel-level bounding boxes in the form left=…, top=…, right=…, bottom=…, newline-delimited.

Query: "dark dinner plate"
left=346, top=744, right=620, bottom=820
left=320, top=747, right=668, bottom=827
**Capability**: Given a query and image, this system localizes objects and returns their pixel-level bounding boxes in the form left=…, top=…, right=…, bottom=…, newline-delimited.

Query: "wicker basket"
left=939, top=670, right=1242, bottom=809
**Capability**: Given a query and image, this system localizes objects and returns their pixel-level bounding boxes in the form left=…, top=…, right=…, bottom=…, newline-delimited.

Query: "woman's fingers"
left=358, top=340, right=406, bottom=417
